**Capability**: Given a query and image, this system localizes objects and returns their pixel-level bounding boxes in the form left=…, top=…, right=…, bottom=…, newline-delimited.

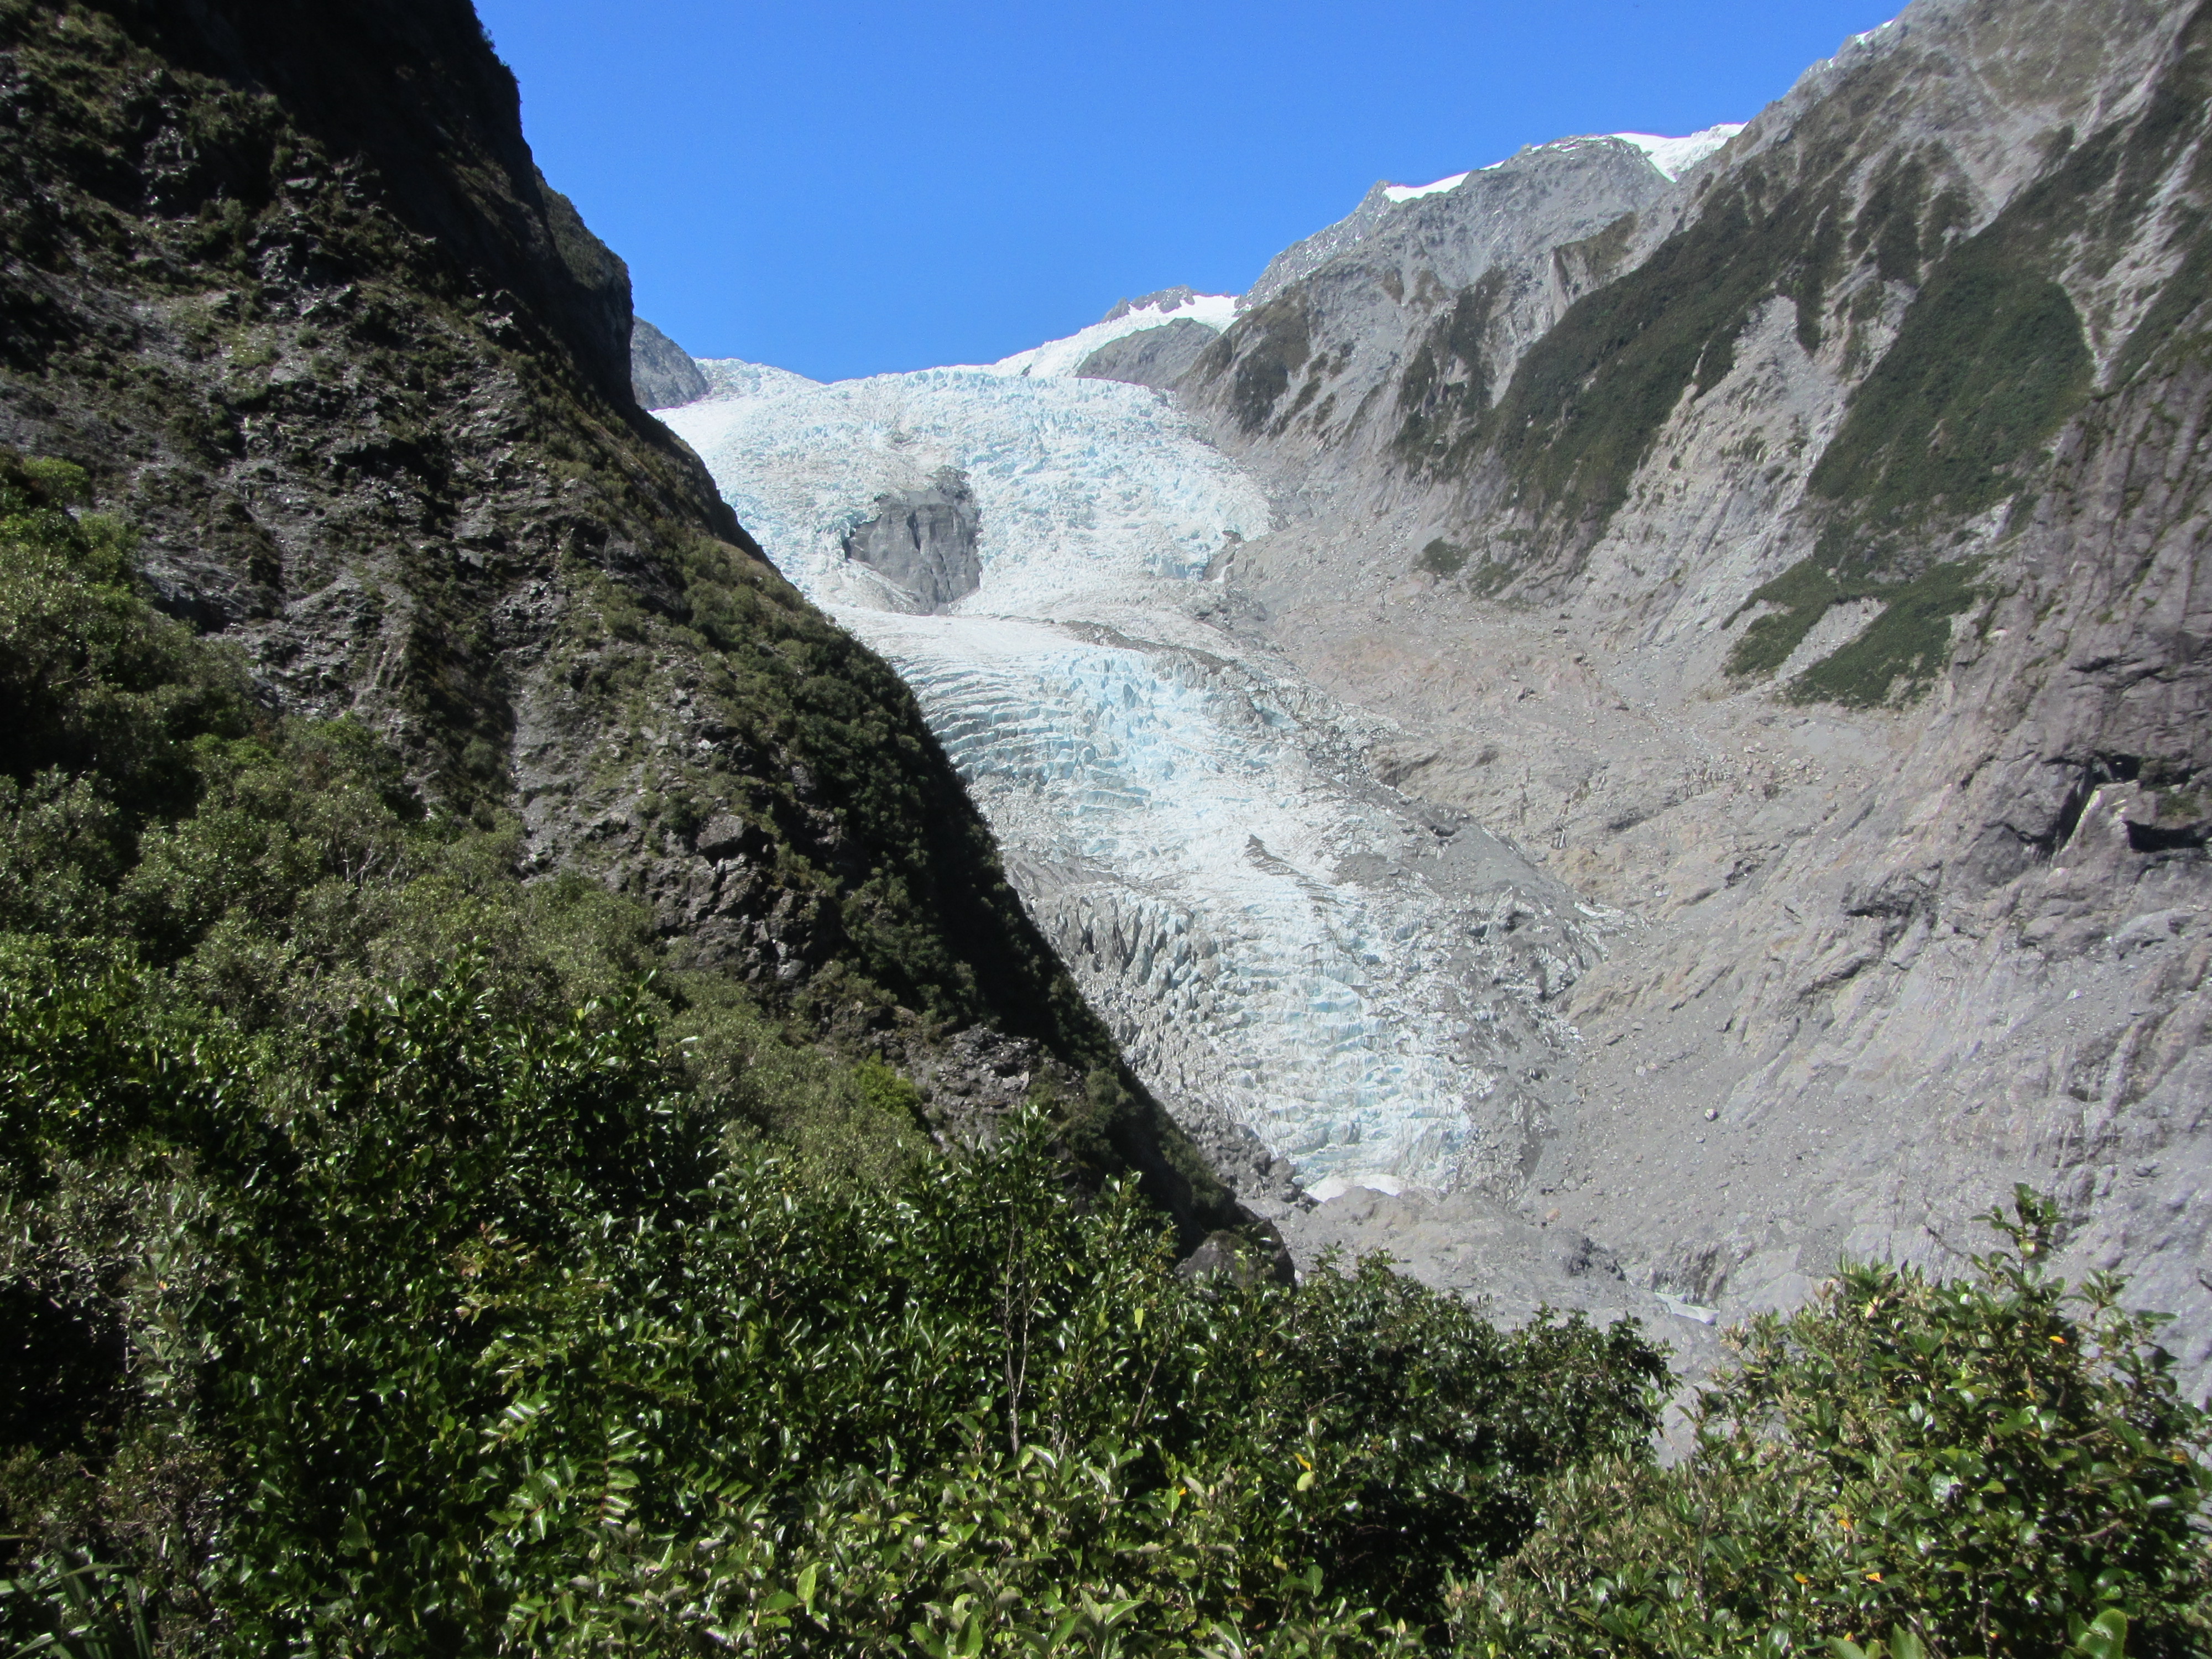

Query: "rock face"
left=1077, top=319, right=1218, bottom=388
left=1180, top=134, right=1683, bottom=510
left=839, top=467, right=982, bottom=610
left=1165, top=0, right=2212, bottom=1378
left=630, top=316, right=711, bottom=409
left=639, top=0, right=2211, bottom=1365
left=0, top=0, right=1241, bottom=1244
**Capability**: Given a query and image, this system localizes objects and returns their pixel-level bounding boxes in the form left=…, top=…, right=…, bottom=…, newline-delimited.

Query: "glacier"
left=663, top=325, right=1598, bottom=1195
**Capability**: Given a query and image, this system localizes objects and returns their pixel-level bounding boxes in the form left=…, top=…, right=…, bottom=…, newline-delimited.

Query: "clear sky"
left=474, top=0, right=1902, bottom=384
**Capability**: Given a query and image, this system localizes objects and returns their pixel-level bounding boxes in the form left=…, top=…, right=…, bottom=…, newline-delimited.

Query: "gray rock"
left=1077, top=318, right=1218, bottom=388
left=1169, top=0, right=2212, bottom=1391
left=1176, top=133, right=1675, bottom=493
left=630, top=317, right=711, bottom=410
left=0, top=0, right=1256, bottom=1261
left=1100, top=285, right=1198, bottom=323
left=1176, top=1227, right=1296, bottom=1287
left=840, top=467, right=982, bottom=611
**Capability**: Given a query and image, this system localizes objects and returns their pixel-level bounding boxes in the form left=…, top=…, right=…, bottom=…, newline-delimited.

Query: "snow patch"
left=1382, top=172, right=1470, bottom=204
left=1609, top=122, right=1746, bottom=181
left=971, top=293, right=1239, bottom=381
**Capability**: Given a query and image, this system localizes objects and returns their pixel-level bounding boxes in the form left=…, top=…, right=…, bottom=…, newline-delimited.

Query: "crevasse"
left=664, top=353, right=1586, bottom=1191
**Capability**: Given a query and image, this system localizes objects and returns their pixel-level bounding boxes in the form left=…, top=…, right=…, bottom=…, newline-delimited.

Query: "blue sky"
left=475, top=1, right=1901, bottom=383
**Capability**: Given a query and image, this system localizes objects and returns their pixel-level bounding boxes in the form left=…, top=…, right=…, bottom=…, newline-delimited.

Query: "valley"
left=1, top=0, right=2206, bottom=1647
left=646, top=0, right=2212, bottom=1384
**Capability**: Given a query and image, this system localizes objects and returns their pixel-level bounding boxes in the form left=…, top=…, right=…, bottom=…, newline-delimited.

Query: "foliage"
left=1449, top=1190, right=2212, bottom=1657
left=1468, top=140, right=1864, bottom=544
left=0, top=455, right=251, bottom=821
left=1724, top=556, right=1981, bottom=707
left=0, top=446, right=1671, bottom=1652
left=0, top=939, right=1666, bottom=1655
left=1417, top=539, right=1470, bottom=578
left=1784, top=559, right=1981, bottom=708
left=1805, top=247, right=2091, bottom=526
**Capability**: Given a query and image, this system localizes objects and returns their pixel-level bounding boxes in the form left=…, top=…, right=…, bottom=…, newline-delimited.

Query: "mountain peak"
left=1100, top=285, right=1200, bottom=324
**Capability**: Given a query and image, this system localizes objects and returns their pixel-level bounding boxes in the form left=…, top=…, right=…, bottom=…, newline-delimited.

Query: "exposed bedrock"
left=1169, top=0, right=2212, bottom=1381
left=0, top=0, right=1241, bottom=1244
left=1077, top=319, right=1219, bottom=388
left=630, top=316, right=711, bottom=409
left=839, top=468, right=983, bottom=611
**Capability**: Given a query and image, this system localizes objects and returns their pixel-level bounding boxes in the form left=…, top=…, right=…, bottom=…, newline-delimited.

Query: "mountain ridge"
left=639, top=0, right=2212, bottom=1380
left=1159, top=0, right=2212, bottom=1371
left=0, top=0, right=1241, bottom=1242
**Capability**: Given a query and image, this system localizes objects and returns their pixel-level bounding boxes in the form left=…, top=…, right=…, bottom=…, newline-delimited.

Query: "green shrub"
left=1418, top=538, right=1470, bottom=577
left=1807, top=246, right=2091, bottom=525
left=1451, top=1191, right=2212, bottom=1657
left=1724, top=556, right=1981, bottom=707
left=1786, top=559, right=1980, bottom=707
left=0, top=943, right=1665, bottom=1655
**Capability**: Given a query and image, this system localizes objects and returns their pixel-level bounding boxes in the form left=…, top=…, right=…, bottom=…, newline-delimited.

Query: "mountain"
left=0, top=0, right=1240, bottom=1239
left=662, top=358, right=1609, bottom=1256
left=2, top=0, right=2204, bottom=1646
left=650, top=0, right=2212, bottom=1379
left=1172, top=0, right=2212, bottom=1358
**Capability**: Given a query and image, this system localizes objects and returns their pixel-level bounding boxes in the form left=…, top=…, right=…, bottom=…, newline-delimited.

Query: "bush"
left=0, top=947, right=1665, bottom=1655
left=1450, top=1190, right=2212, bottom=1657
left=0, top=453, right=1668, bottom=1652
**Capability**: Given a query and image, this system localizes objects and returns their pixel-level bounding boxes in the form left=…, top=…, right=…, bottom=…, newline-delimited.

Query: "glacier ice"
left=664, top=336, right=1596, bottom=1193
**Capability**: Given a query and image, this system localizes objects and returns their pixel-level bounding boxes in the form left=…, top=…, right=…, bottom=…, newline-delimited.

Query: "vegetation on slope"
left=0, top=1, right=1234, bottom=1235
left=1, top=452, right=2206, bottom=1656
left=1454, top=1193, right=2211, bottom=1658
left=0, top=448, right=1661, bottom=1653
left=1384, top=6, right=2212, bottom=714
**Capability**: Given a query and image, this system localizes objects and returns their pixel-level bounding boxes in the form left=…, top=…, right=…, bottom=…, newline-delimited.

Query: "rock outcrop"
left=1178, top=134, right=1682, bottom=512
left=1077, top=318, right=1217, bottom=388
left=630, top=316, right=710, bottom=409
left=839, top=467, right=982, bottom=610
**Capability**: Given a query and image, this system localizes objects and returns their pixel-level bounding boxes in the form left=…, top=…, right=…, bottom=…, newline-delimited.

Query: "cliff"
left=1173, top=0, right=2212, bottom=1363
left=0, top=0, right=1235, bottom=1238
left=630, top=316, right=711, bottom=410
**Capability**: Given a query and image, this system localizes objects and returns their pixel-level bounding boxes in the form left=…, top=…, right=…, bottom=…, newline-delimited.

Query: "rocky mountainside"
left=0, top=0, right=1240, bottom=1241
left=629, top=315, right=709, bottom=409
left=1171, top=0, right=2212, bottom=1368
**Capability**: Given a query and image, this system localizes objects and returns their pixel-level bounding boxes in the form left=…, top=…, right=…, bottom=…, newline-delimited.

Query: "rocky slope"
left=630, top=316, right=710, bottom=409
left=1172, top=0, right=2212, bottom=1371
left=0, top=0, right=1240, bottom=1240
